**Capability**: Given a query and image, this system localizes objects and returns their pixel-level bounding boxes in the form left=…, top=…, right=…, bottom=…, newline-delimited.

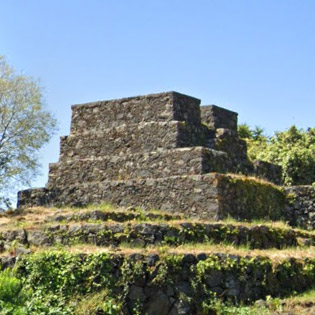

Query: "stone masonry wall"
left=60, top=122, right=207, bottom=160
left=217, top=174, right=286, bottom=221
left=284, top=186, right=315, bottom=230
left=19, top=174, right=220, bottom=218
left=200, top=105, right=238, bottom=130
left=19, top=173, right=287, bottom=222
left=10, top=252, right=315, bottom=315
left=48, top=147, right=231, bottom=187
left=18, top=91, right=287, bottom=221
left=253, top=160, right=282, bottom=186
left=70, top=91, right=201, bottom=133
left=211, top=128, right=252, bottom=173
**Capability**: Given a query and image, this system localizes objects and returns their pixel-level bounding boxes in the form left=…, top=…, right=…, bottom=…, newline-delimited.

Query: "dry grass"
left=286, top=288, right=315, bottom=304
left=168, top=243, right=315, bottom=262
left=225, top=172, right=281, bottom=188
left=274, top=289, right=315, bottom=314
left=30, top=243, right=315, bottom=262
left=0, top=207, right=57, bottom=231
left=1, top=204, right=313, bottom=238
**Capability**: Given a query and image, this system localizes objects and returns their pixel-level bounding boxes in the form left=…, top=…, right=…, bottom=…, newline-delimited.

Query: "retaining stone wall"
left=284, top=186, right=315, bottom=230
left=9, top=252, right=315, bottom=315
left=19, top=174, right=220, bottom=218
left=19, top=174, right=287, bottom=222
left=1, top=222, right=306, bottom=250
left=217, top=175, right=286, bottom=221
left=60, top=122, right=206, bottom=160
left=48, top=147, right=231, bottom=187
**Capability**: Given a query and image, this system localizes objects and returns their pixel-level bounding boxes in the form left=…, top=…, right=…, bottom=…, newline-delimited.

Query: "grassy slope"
left=0, top=203, right=314, bottom=314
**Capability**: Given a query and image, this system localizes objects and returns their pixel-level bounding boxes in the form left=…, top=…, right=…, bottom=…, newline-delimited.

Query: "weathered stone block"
left=70, top=91, right=201, bottom=133
left=213, top=128, right=248, bottom=161
left=201, top=105, right=238, bottom=130
left=253, top=160, right=282, bottom=185
left=60, top=121, right=206, bottom=159
left=18, top=174, right=286, bottom=222
left=284, top=186, right=315, bottom=230
left=216, top=174, right=286, bottom=221
left=47, top=147, right=231, bottom=187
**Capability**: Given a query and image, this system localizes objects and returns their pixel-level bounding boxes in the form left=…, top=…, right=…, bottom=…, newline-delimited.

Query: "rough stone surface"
left=47, top=147, right=231, bottom=187
left=216, top=174, right=286, bottom=221
left=60, top=121, right=206, bottom=159
left=211, top=128, right=252, bottom=173
left=18, top=174, right=220, bottom=218
left=18, top=173, right=290, bottom=221
left=18, top=91, right=307, bottom=223
left=70, top=91, right=201, bottom=133
left=284, top=186, right=315, bottom=230
left=200, top=105, right=238, bottom=131
left=2, top=217, right=312, bottom=251
left=5, top=252, right=315, bottom=314
left=253, top=160, right=283, bottom=185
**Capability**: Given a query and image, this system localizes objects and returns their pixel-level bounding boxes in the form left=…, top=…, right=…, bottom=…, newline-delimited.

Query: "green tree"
left=0, top=56, right=57, bottom=208
left=238, top=123, right=315, bottom=186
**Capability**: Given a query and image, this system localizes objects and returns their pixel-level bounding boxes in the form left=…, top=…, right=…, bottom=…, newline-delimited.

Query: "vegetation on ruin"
left=219, top=174, right=286, bottom=221
left=0, top=248, right=314, bottom=314
left=0, top=203, right=314, bottom=314
left=238, top=123, right=315, bottom=186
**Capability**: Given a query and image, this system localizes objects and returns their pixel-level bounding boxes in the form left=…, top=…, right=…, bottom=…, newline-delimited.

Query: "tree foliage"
left=238, top=123, right=315, bottom=186
left=0, top=56, right=57, bottom=206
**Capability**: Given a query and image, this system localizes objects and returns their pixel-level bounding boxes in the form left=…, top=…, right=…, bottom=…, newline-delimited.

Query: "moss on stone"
left=217, top=175, right=286, bottom=221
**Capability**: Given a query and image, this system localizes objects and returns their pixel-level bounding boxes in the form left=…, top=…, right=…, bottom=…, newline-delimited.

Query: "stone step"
left=18, top=174, right=286, bottom=223
left=60, top=121, right=210, bottom=160
left=48, top=147, right=231, bottom=187
left=1, top=220, right=314, bottom=250
left=70, top=91, right=201, bottom=133
left=43, top=210, right=315, bottom=246
left=4, top=250, right=315, bottom=313
left=45, top=209, right=183, bottom=223
left=5, top=207, right=313, bottom=249
left=15, top=221, right=313, bottom=250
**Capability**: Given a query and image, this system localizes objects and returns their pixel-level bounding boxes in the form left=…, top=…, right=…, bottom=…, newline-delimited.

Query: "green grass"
left=71, top=289, right=123, bottom=315
left=286, top=287, right=315, bottom=304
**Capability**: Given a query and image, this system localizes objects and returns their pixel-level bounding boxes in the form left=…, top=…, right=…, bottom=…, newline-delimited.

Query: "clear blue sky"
left=1, top=0, right=315, bottom=198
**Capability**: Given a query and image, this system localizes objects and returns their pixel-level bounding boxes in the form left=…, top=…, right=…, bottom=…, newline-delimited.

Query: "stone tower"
left=18, top=92, right=282, bottom=220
